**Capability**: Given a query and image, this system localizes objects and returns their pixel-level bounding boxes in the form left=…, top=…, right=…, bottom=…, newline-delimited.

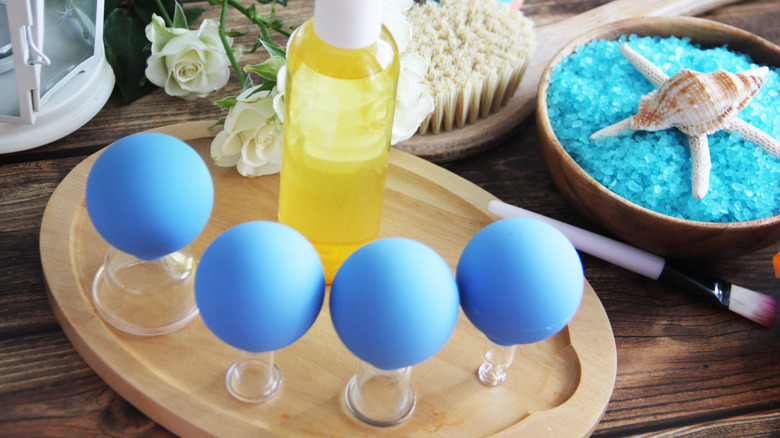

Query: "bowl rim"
left=536, top=15, right=780, bottom=230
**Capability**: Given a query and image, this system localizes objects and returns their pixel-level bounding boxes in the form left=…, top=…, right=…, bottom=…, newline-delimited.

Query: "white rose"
left=273, top=64, right=287, bottom=122
left=145, top=14, right=232, bottom=100
left=392, top=53, right=434, bottom=144
left=382, top=0, right=413, bottom=53
left=381, top=0, right=432, bottom=143
left=271, top=26, right=299, bottom=123
left=211, top=86, right=282, bottom=177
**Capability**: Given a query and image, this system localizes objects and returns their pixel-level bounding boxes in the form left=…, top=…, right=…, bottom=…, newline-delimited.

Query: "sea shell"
left=590, top=43, right=779, bottom=200
left=631, top=68, right=767, bottom=136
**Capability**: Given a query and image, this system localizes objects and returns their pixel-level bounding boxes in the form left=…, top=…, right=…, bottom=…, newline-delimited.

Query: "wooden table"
left=2, top=0, right=780, bottom=436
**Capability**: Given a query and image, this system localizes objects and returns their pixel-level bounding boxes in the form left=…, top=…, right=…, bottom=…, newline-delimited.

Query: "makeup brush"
left=488, top=200, right=777, bottom=328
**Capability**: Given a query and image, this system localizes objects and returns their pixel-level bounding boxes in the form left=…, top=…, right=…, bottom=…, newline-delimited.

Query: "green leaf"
left=209, top=118, right=227, bottom=130
left=103, top=9, right=158, bottom=103
left=104, top=0, right=123, bottom=20
left=215, top=96, right=238, bottom=111
left=268, top=18, right=285, bottom=30
left=132, top=0, right=167, bottom=24
left=244, top=56, right=285, bottom=81
left=225, top=29, right=249, bottom=38
left=172, top=2, right=189, bottom=29
left=131, top=0, right=201, bottom=27
left=242, top=74, right=255, bottom=91
left=184, top=7, right=205, bottom=25
left=248, top=79, right=276, bottom=94
left=250, top=38, right=263, bottom=53
left=259, top=38, right=286, bottom=58
left=247, top=4, right=258, bottom=20
left=263, top=7, right=276, bottom=20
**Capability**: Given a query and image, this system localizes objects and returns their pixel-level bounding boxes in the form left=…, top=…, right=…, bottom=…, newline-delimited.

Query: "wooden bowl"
left=536, top=16, right=780, bottom=260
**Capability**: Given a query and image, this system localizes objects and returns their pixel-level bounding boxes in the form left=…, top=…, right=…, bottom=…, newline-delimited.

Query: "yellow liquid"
left=278, top=20, right=399, bottom=282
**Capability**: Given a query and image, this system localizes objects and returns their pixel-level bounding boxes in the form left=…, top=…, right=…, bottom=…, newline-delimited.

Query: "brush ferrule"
left=660, top=264, right=731, bottom=308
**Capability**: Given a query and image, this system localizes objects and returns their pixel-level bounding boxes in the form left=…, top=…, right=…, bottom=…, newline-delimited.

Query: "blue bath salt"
left=546, top=35, right=780, bottom=223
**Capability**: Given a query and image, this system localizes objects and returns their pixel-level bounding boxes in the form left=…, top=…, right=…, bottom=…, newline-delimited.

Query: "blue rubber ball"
left=85, top=133, right=214, bottom=260
left=456, top=218, right=584, bottom=346
left=330, top=238, right=459, bottom=371
left=195, top=221, right=325, bottom=353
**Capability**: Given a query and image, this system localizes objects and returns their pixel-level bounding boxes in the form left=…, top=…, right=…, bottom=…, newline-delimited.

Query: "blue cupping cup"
left=85, top=133, right=214, bottom=260
left=330, top=238, right=460, bottom=371
left=195, top=221, right=325, bottom=353
left=457, top=217, right=585, bottom=346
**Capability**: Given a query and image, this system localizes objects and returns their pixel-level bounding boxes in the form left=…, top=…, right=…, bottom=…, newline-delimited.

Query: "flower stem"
left=154, top=0, right=173, bottom=27
left=227, top=0, right=292, bottom=37
left=220, top=0, right=245, bottom=85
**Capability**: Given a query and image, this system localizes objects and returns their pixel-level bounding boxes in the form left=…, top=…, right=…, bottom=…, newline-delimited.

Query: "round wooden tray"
left=40, top=122, right=616, bottom=437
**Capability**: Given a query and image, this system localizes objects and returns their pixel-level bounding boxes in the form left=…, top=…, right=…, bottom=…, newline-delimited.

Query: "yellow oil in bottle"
left=278, top=19, right=399, bottom=282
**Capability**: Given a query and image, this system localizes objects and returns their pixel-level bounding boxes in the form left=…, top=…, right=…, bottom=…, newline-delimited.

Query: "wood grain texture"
left=2, top=0, right=780, bottom=437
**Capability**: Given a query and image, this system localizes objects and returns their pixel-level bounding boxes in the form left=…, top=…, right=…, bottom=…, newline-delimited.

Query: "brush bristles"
left=405, top=0, right=535, bottom=135
left=729, top=285, right=777, bottom=328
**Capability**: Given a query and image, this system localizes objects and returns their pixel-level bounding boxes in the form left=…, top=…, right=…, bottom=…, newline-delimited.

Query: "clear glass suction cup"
left=225, top=349, right=281, bottom=403
left=91, top=247, right=199, bottom=335
left=478, top=337, right=517, bottom=386
left=345, top=360, right=416, bottom=427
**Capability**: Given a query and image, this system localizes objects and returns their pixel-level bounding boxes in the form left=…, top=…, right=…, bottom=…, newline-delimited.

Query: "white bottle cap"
left=314, top=0, right=383, bottom=50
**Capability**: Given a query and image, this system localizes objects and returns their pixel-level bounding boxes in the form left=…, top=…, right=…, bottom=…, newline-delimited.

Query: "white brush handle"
left=487, top=200, right=666, bottom=280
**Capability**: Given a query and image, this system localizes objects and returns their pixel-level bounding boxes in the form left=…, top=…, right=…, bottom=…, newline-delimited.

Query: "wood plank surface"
left=2, top=0, right=780, bottom=437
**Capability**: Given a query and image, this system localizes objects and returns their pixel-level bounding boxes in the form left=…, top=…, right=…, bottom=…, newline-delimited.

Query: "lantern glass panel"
left=0, top=0, right=114, bottom=154
left=0, top=1, right=20, bottom=118
left=40, top=0, right=97, bottom=103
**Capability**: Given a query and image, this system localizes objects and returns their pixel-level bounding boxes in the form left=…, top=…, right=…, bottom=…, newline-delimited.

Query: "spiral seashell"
left=590, top=43, right=780, bottom=200
left=631, top=68, right=768, bottom=136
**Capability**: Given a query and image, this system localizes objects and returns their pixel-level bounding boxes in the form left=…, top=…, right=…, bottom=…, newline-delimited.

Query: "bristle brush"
left=488, top=200, right=777, bottom=327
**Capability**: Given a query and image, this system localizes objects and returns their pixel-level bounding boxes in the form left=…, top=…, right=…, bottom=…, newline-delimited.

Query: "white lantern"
left=0, top=0, right=115, bottom=153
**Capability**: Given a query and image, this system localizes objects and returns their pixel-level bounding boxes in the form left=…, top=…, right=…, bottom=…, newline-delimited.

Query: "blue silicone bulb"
left=456, top=217, right=584, bottom=346
left=330, top=238, right=460, bottom=371
left=86, top=133, right=214, bottom=260
left=195, top=221, right=325, bottom=353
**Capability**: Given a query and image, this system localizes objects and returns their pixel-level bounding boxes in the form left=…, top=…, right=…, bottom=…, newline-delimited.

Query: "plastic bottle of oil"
left=278, top=0, right=399, bottom=283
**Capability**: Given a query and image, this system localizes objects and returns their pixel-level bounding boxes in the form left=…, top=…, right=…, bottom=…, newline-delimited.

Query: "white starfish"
left=591, top=43, right=780, bottom=199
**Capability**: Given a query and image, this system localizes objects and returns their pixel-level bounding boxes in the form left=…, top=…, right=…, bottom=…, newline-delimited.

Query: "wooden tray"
left=394, top=0, right=738, bottom=162
left=41, top=121, right=616, bottom=437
